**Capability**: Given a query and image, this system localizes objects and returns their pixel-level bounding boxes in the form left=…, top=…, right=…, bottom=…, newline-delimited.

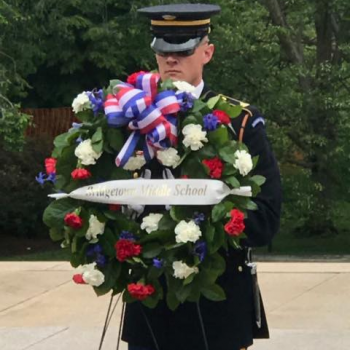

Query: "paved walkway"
left=1, top=261, right=349, bottom=350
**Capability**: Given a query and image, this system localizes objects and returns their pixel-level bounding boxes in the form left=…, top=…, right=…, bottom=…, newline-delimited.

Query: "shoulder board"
left=219, top=94, right=250, bottom=109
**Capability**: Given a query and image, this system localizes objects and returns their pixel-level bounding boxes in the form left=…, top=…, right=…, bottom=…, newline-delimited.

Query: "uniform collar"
left=192, top=80, right=204, bottom=99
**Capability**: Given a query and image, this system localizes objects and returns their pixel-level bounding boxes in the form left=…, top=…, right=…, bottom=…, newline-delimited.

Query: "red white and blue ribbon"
left=104, top=72, right=186, bottom=167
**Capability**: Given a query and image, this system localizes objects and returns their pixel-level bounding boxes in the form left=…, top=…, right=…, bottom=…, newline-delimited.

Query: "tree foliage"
left=2, top=0, right=350, bottom=235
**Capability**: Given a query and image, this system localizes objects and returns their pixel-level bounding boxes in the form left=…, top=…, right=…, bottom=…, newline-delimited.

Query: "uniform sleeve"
left=240, top=111, right=282, bottom=247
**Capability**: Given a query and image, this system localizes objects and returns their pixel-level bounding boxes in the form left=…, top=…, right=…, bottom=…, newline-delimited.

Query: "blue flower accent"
left=120, top=230, right=135, bottom=241
left=203, top=113, right=219, bottom=131
left=47, top=172, right=56, bottom=183
left=76, top=136, right=83, bottom=144
left=72, top=122, right=83, bottom=129
left=36, top=172, right=56, bottom=184
left=180, top=92, right=194, bottom=112
left=153, top=258, right=164, bottom=269
left=193, top=212, right=205, bottom=226
left=88, top=89, right=104, bottom=115
left=86, top=244, right=107, bottom=267
left=193, top=241, right=207, bottom=262
left=35, top=172, right=46, bottom=185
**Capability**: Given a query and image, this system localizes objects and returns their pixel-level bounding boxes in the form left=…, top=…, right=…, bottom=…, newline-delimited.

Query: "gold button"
left=238, top=266, right=243, bottom=272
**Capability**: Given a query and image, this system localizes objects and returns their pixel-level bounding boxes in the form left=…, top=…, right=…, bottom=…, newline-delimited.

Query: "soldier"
left=122, top=4, right=282, bottom=350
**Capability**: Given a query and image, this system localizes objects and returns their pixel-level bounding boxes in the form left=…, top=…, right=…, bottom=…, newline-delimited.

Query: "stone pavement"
left=1, top=261, right=350, bottom=350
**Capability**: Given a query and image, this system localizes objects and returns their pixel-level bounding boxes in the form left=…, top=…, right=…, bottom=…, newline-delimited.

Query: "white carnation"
left=182, top=124, right=208, bottom=151
left=173, top=261, right=199, bottom=280
left=175, top=220, right=202, bottom=244
left=173, top=81, right=196, bottom=93
left=75, top=139, right=102, bottom=165
left=156, top=148, right=180, bottom=168
left=123, top=154, right=146, bottom=171
left=141, top=213, right=163, bottom=233
left=233, top=150, right=253, bottom=176
left=76, top=262, right=105, bottom=287
left=72, top=92, right=91, bottom=114
left=85, top=215, right=105, bottom=242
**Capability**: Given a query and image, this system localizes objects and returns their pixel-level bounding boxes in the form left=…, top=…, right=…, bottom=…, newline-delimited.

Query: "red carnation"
left=127, top=283, right=155, bottom=301
left=181, top=175, right=189, bottom=179
left=109, top=204, right=121, bottom=211
left=213, top=110, right=231, bottom=125
left=127, top=71, right=147, bottom=86
left=115, top=239, right=142, bottom=262
left=202, top=157, right=224, bottom=179
left=64, top=212, right=83, bottom=229
left=73, top=274, right=86, bottom=284
left=224, top=209, right=245, bottom=236
left=71, top=168, right=92, bottom=180
left=45, top=157, right=57, bottom=174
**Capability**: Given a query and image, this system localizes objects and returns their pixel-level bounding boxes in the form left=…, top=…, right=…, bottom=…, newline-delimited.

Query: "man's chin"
left=164, top=72, right=183, bottom=80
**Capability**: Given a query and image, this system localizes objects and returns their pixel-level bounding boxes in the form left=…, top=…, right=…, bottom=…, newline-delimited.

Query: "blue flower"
left=120, top=230, right=136, bottom=241
left=153, top=258, right=164, bottom=269
left=193, top=241, right=207, bottom=262
left=76, top=136, right=83, bottom=144
left=86, top=244, right=107, bottom=267
left=47, top=172, right=56, bottom=183
left=193, top=212, right=205, bottom=225
left=88, top=89, right=104, bottom=115
left=203, top=113, right=219, bottom=131
left=180, top=93, right=194, bottom=112
left=35, top=172, right=46, bottom=185
left=36, top=172, right=56, bottom=184
left=72, top=122, right=83, bottom=129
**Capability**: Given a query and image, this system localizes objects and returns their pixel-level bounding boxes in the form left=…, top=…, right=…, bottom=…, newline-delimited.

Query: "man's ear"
left=203, top=44, right=215, bottom=65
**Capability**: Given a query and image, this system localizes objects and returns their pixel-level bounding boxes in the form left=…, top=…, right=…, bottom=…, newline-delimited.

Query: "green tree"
left=208, top=0, right=350, bottom=235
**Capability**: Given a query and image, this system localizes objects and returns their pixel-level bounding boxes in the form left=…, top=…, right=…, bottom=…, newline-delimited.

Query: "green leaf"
left=76, top=110, right=94, bottom=123
left=206, top=95, right=221, bottom=109
left=204, top=223, right=215, bottom=244
left=225, top=176, right=240, bottom=188
left=175, top=284, right=193, bottom=302
left=166, top=292, right=180, bottom=311
left=92, top=126, right=103, bottom=143
left=142, top=243, right=163, bottom=258
left=106, top=129, right=124, bottom=151
left=222, top=164, right=237, bottom=177
left=246, top=200, right=258, bottom=210
left=43, top=198, right=77, bottom=229
left=208, top=126, right=229, bottom=147
left=92, top=140, right=103, bottom=153
left=183, top=273, right=195, bottom=286
left=201, top=284, right=226, bottom=301
left=192, top=99, right=207, bottom=113
left=49, top=227, right=64, bottom=242
left=211, top=202, right=227, bottom=222
left=158, top=214, right=176, bottom=231
left=216, top=100, right=242, bottom=118
left=181, top=115, right=200, bottom=127
left=250, top=175, right=266, bottom=186
left=56, top=144, right=77, bottom=180
left=218, top=142, right=239, bottom=163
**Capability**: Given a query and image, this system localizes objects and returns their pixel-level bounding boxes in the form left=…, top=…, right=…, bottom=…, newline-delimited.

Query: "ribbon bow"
left=104, top=73, right=184, bottom=167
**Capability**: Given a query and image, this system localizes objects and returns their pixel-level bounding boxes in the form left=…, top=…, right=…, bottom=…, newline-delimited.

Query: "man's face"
left=155, top=38, right=215, bottom=86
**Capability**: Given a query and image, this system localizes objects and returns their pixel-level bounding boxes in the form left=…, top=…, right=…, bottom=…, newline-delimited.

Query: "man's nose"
left=165, top=54, right=178, bottom=64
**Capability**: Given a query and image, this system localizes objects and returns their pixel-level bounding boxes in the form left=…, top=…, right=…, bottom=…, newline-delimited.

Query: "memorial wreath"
left=39, top=71, right=265, bottom=310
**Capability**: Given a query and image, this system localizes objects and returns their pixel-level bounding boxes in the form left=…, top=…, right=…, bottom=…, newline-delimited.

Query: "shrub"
left=0, top=135, right=53, bottom=238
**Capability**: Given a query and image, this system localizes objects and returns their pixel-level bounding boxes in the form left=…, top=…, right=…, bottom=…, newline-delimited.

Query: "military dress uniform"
left=121, top=4, right=282, bottom=350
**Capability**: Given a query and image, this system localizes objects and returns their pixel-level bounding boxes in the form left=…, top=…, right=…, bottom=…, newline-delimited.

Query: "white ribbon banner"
left=49, top=179, right=252, bottom=205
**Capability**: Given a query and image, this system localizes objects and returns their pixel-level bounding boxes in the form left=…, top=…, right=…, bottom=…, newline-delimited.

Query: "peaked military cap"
left=138, top=4, right=221, bottom=55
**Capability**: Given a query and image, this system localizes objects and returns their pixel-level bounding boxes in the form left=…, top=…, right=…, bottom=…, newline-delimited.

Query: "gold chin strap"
left=151, top=19, right=210, bottom=26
